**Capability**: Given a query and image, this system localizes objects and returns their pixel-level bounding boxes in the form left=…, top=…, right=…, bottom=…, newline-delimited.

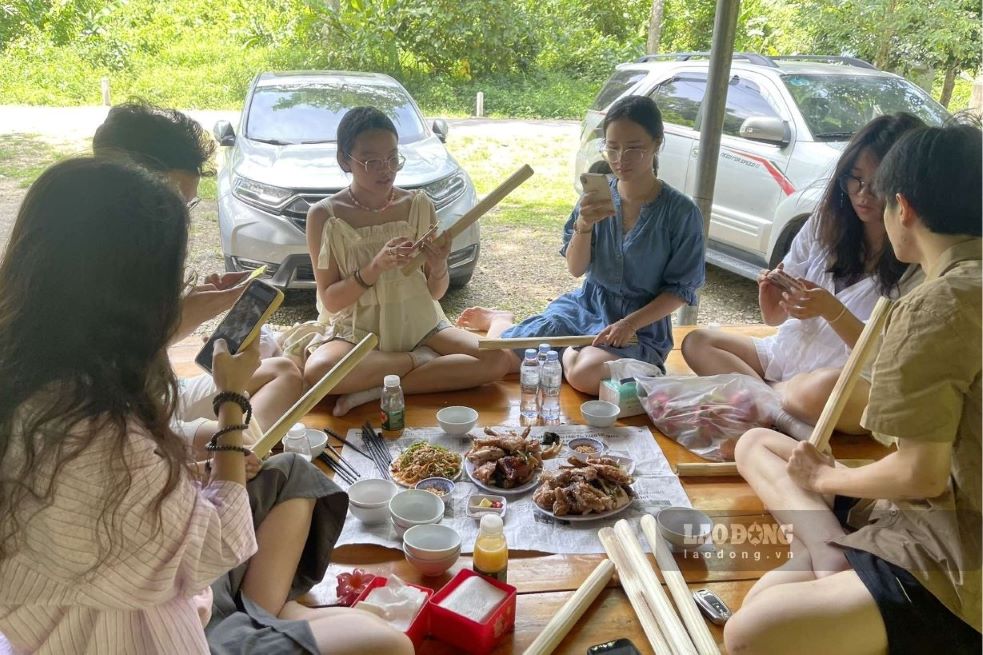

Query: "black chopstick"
left=324, top=443, right=361, bottom=480
left=317, top=452, right=356, bottom=485
left=361, top=421, right=392, bottom=480
left=323, top=427, right=372, bottom=459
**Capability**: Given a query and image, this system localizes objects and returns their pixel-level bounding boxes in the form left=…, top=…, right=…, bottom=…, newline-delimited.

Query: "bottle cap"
left=384, top=374, right=401, bottom=388
left=538, top=343, right=549, bottom=352
left=524, top=348, right=537, bottom=359
left=480, top=513, right=504, bottom=534
left=546, top=350, right=559, bottom=361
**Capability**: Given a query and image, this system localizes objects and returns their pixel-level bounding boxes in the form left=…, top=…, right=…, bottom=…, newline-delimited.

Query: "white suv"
left=576, top=54, right=948, bottom=278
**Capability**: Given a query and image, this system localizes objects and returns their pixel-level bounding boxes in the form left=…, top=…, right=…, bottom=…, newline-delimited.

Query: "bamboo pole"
left=523, top=560, right=615, bottom=655
left=613, top=520, right=697, bottom=655
left=477, top=334, right=638, bottom=350
left=808, top=297, right=893, bottom=452
left=598, top=527, right=672, bottom=655
left=401, top=164, right=534, bottom=276
left=641, top=515, right=720, bottom=655
left=675, top=459, right=875, bottom=478
left=251, top=333, right=379, bottom=458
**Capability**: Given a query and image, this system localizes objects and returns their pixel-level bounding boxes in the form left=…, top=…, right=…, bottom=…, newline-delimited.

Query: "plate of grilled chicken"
left=532, top=455, right=636, bottom=522
left=464, top=427, right=561, bottom=496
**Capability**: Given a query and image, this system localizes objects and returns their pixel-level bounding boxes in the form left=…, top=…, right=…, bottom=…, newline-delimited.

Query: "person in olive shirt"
left=725, top=121, right=981, bottom=655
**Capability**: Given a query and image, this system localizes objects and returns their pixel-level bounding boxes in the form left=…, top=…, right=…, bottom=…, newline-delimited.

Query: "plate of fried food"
left=532, top=455, right=636, bottom=522
left=390, top=441, right=463, bottom=487
left=464, top=427, right=561, bottom=495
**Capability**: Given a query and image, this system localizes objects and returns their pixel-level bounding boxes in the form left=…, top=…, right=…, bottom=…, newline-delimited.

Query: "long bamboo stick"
left=614, top=520, right=697, bottom=655
left=641, top=515, right=720, bottom=655
left=598, top=528, right=672, bottom=655
left=808, top=296, right=893, bottom=452
left=675, top=459, right=875, bottom=478
left=523, top=559, right=615, bottom=655
left=401, top=164, right=534, bottom=276
left=477, top=334, right=638, bottom=350
left=252, top=333, right=379, bottom=458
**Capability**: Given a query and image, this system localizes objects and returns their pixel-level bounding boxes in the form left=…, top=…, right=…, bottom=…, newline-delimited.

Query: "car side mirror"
left=432, top=119, right=449, bottom=142
left=739, top=116, right=790, bottom=146
left=213, top=120, right=236, bottom=147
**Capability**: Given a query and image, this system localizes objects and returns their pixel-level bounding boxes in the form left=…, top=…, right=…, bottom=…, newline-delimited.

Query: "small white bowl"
left=436, top=406, right=479, bottom=435
left=567, top=436, right=608, bottom=457
left=390, top=489, right=445, bottom=538
left=580, top=400, right=620, bottom=427
left=306, top=429, right=328, bottom=458
left=404, top=548, right=459, bottom=577
left=403, top=524, right=462, bottom=561
left=347, top=479, right=398, bottom=525
left=656, top=507, right=713, bottom=550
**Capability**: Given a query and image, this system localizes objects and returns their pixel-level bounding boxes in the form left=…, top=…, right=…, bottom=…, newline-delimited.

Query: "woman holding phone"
left=458, top=95, right=706, bottom=394
left=0, top=158, right=410, bottom=654
left=681, top=113, right=925, bottom=437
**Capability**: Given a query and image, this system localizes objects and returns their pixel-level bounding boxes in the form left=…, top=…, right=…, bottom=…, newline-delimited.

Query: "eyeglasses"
left=600, top=145, right=649, bottom=165
left=186, top=196, right=201, bottom=210
left=347, top=154, right=406, bottom=173
left=837, top=174, right=874, bottom=197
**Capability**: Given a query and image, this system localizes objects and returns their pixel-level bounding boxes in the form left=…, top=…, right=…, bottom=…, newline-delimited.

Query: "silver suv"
left=576, top=53, right=948, bottom=278
left=213, top=71, right=480, bottom=289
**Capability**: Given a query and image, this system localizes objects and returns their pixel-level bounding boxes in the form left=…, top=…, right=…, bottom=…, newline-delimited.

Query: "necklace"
left=348, top=186, right=396, bottom=213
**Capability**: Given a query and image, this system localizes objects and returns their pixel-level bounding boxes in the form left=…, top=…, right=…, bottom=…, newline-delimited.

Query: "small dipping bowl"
left=567, top=436, right=608, bottom=457
left=347, top=479, right=398, bottom=525
left=580, top=400, right=620, bottom=427
left=436, top=406, right=479, bottom=435
left=306, top=429, right=328, bottom=458
left=467, top=494, right=507, bottom=519
left=390, top=489, right=445, bottom=538
left=656, top=506, right=714, bottom=550
left=416, top=477, right=456, bottom=498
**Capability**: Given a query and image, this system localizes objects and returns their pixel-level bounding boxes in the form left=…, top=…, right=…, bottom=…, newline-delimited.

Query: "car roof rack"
left=635, top=52, right=779, bottom=68
left=770, top=55, right=877, bottom=70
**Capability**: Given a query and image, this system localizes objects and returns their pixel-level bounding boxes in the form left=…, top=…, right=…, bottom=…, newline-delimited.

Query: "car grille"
left=282, top=194, right=333, bottom=232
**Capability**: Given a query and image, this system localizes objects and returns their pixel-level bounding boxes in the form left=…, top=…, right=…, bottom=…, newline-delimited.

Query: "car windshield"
left=591, top=69, right=648, bottom=110
left=782, top=73, right=948, bottom=140
left=245, top=81, right=427, bottom=145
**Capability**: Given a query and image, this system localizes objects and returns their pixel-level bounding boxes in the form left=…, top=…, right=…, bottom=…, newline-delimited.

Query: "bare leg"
left=246, top=356, right=305, bottom=430
left=681, top=329, right=765, bottom=378
left=279, top=605, right=414, bottom=655
left=240, top=497, right=316, bottom=616
left=561, top=346, right=619, bottom=395
left=775, top=368, right=871, bottom=434
left=425, top=326, right=480, bottom=357
left=456, top=306, right=515, bottom=337
left=741, top=538, right=816, bottom=606
left=724, top=570, right=887, bottom=655
left=734, top=428, right=850, bottom=575
left=303, top=340, right=413, bottom=392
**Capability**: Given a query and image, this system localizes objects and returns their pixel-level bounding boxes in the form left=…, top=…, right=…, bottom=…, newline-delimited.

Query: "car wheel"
left=448, top=244, right=480, bottom=289
left=769, top=217, right=807, bottom=269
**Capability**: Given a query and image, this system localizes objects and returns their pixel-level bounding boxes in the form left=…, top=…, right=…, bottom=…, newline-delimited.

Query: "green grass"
left=0, top=135, right=72, bottom=187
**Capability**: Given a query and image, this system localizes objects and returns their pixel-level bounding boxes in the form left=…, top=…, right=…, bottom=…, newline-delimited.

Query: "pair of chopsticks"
left=316, top=448, right=360, bottom=486
left=360, top=421, right=393, bottom=480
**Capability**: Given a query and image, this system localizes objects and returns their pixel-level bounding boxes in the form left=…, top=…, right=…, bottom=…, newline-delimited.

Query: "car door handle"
left=691, top=148, right=699, bottom=157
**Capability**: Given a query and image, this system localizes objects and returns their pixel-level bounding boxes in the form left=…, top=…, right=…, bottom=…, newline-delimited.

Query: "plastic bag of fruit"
left=636, top=374, right=781, bottom=461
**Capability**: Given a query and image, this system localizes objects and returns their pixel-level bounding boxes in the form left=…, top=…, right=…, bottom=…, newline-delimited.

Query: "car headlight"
left=232, top=174, right=295, bottom=212
left=422, top=171, right=468, bottom=210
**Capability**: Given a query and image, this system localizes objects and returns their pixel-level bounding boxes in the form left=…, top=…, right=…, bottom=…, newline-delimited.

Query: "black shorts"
left=833, top=496, right=981, bottom=655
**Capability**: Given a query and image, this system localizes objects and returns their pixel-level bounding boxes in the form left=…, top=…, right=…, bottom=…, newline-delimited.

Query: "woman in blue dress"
left=458, top=95, right=705, bottom=394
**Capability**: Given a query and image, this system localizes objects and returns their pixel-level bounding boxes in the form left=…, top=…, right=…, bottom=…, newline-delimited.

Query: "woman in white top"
left=683, top=113, right=925, bottom=435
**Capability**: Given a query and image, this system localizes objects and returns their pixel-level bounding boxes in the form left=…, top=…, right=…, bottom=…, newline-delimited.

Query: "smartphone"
left=410, top=223, right=440, bottom=251
left=766, top=269, right=802, bottom=293
left=195, top=280, right=284, bottom=373
left=580, top=172, right=611, bottom=196
left=587, top=638, right=641, bottom=655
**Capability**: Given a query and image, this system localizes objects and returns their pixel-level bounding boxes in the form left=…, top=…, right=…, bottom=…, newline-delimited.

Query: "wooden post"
left=476, top=91, right=485, bottom=117
left=101, top=78, right=111, bottom=106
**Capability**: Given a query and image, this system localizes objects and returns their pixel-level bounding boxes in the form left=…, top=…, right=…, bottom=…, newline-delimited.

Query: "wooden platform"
left=171, top=326, right=891, bottom=654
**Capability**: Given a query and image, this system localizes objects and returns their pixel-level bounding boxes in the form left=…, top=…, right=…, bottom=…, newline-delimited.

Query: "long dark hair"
left=603, top=95, right=665, bottom=174
left=815, top=112, right=925, bottom=294
left=0, top=158, right=192, bottom=565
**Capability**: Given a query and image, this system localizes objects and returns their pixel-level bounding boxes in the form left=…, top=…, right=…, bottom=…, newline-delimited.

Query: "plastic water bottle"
left=541, top=350, right=562, bottom=425
left=520, top=349, right=540, bottom=425
left=380, top=374, right=405, bottom=435
left=537, top=343, right=550, bottom=365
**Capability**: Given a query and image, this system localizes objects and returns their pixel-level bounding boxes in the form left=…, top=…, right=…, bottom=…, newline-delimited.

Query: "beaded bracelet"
left=573, top=218, right=592, bottom=235
left=212, top=392, right=252, bottom=425
left=204, top=443, right=251, bottom=455
left=207, top=423, right=250, bottom=450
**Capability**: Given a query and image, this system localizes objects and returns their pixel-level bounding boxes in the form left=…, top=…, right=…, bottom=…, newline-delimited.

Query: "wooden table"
left=171, top=326, right=891, bottom=654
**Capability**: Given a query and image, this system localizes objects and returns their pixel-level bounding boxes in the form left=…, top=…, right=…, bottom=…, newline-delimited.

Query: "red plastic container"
left=427, top=569, right=517, bottom=654
left=354, top=576, right=433, bottom=649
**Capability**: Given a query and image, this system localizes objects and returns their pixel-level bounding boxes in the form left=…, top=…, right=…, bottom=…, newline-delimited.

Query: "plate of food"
left=464, top=427, right=560, bottom=495
left=533, top=455, right=636, bottom=522
left=390, top=441, right=463, bottom=487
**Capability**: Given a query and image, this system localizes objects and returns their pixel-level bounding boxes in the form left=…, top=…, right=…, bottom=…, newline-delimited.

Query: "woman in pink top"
left=0, top=159, right=411, bottom=655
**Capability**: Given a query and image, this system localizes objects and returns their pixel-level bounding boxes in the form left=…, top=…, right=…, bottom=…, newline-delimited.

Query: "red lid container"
left=354, top=576, right=433, bottom=649
left=427, top=569, right=517, bottom=655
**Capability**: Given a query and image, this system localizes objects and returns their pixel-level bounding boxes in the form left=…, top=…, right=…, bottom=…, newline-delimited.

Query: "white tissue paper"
left=600, top=358, right=663, bottom=418
left=437, top=575, right=507, bottom=623
left=354, top=575, right=427, bottom=632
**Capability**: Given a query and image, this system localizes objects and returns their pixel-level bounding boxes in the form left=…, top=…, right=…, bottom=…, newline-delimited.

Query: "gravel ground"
left=0, top=109, right=762, bottom=336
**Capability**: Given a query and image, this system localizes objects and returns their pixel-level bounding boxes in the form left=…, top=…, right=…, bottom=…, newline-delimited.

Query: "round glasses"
left=600, top=146, right=649, bottom=165
left=348, top=153, right=406, bottom=173
left=838, top=174, right=874, bottom=197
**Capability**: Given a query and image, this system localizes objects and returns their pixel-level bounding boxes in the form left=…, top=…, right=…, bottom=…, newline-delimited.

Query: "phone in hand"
left=580, top=172, right=611, bottom=197
left=766, top=269, right=803, bottom=293
left=195, top=280, right=284, bottom=373
left=410, top=223, right=440, bottom=252
left=587, top=638, right=641, bottom=655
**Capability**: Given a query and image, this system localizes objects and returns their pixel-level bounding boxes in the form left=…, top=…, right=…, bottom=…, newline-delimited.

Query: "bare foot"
left=456, top=307, right=514, bottom=332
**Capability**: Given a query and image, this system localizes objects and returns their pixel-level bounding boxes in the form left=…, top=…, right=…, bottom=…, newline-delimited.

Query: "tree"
left=647, top=0, right=665, bottom=54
